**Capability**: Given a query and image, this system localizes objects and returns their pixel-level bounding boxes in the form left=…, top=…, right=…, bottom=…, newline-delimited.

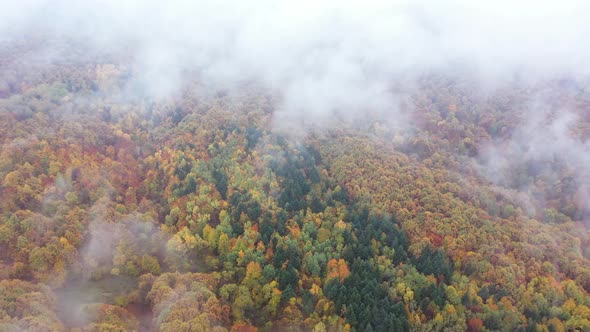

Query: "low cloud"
left=476, top=88, right=590, bottom=223
left=2, top=0, right=590, bottom=221
left=1, top=0, right=589, bottom=130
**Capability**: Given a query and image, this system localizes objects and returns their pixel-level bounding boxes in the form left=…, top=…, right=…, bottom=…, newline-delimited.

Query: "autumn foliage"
left=0, top=49, right=589, bottom=331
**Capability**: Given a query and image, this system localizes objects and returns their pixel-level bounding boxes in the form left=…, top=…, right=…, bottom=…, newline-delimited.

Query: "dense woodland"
left=0, top=49, right=590, bottom=332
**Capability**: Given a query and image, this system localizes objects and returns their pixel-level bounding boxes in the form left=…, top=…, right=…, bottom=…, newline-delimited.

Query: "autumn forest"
left=2, top=2, right=590, bottom=332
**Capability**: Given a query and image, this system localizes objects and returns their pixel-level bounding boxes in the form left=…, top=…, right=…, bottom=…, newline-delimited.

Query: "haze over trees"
left=1, top=1, right=590, bottom=331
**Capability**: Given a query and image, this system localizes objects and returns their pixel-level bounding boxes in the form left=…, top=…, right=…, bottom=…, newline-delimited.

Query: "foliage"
left=0, top=61, right=588, bottom=331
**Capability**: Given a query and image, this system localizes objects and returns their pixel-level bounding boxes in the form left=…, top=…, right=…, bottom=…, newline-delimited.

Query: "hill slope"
left=1, top=59, right=589, bottom=331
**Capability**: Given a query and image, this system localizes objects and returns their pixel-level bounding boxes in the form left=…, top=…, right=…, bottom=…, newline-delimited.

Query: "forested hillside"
left=1, top=51, right=589, bottom=332
left=2, top=0, right=590, bottom=330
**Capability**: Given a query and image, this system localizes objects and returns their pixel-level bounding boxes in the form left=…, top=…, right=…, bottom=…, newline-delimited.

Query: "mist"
left=476, top=87, right=590, bottom=224
left=3, top=0, right=590, bottom=222
left=1, top=0, right=589, bottom=126
left=2, top=0, right=589, bottom=219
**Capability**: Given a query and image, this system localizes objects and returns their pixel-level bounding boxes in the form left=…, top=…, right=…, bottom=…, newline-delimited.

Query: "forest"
left=1, top=1, right=590, bottom=330
left=0, top=49, right=589, bottom=332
